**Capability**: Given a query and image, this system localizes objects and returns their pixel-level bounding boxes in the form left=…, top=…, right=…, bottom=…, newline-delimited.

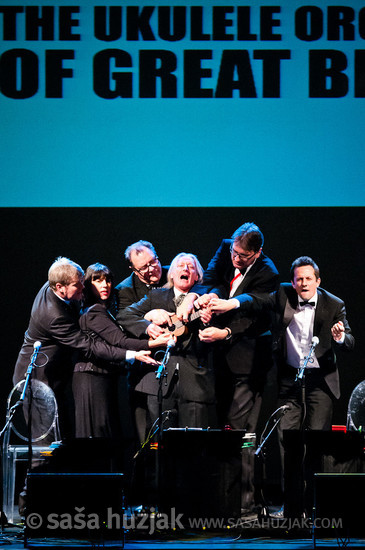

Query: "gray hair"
left=166, top=253, right=203, bottom=288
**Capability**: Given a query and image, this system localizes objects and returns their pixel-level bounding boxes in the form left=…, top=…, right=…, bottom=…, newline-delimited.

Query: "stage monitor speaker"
left=160, top=429, right=244, bottom=524
left=25, top=472, right=124, bottom=545
left=42, top=438, right=124, bottom=473
left=313, top=473, right=365, bottom=538
left=283, top=430, right=365, bottom=519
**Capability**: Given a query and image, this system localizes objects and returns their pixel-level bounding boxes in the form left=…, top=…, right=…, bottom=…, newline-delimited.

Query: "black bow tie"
left=300, top=301, right=315, bottom=307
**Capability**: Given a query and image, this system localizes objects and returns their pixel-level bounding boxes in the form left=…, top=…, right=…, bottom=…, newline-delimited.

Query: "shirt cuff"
left=126, top=350, right=136, bottom=364
left=231, top=298, right=240, bottom=309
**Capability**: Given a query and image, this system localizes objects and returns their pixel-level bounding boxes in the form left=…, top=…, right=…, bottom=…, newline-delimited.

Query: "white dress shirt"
left=286, top=293, right=320, bottom=369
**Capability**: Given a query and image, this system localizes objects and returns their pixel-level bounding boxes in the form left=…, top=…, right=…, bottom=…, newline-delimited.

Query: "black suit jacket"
left=270, top=284, right=354, bottom=399
left=194, top=239, right=279, bottom=302
left=193, top=239, right=280, bottom=375
left=13, top=283, right=129, bottom=393
left=114, top=267, right=169, bottom=318
left=119, top=288, right=215, bottom=403
left=237, top=283, right=355, bottom=398
left=74, top=303, right=150, bottom=374
left=114, top=266, right=169, bottom=394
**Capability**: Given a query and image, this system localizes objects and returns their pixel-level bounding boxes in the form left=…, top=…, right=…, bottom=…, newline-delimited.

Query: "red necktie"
left=230, top=273, right=241, bottom=293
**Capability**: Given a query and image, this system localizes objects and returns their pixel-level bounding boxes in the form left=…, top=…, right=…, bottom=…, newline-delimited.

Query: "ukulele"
left=162, top=309, right=203, bottom=337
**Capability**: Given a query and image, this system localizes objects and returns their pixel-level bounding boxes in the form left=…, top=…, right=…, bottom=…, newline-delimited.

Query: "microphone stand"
left=255, top=406, right=289, bottom=519
left=0, top=345, right=40, bottom=450
left=0, top=345, right=40, bottom=531
left=296, top=341, right=317, bottom=382
left=294, top=340, right=318, bottom=519
left=255, top=407, right=289, bottom=459
left=0, top=346, right=40, bottom=442
left=155, top=344, right=173, bottom=512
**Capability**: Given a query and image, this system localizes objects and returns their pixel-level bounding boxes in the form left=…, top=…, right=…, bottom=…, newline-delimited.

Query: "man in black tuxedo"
left=233, top=255, right=355, bottom=516
left=115, top=240, right=169, bottom=443
left=13, top=257, right=140, bottom=438
left=270, top=256, right=353, bottom=431
left=234, top=255, right=354, bottom=433
left=119, top=253, right=217, bottom=432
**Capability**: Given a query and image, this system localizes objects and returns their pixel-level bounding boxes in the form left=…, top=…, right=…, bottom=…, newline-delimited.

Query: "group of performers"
left=12, top=222, right=354, bottom=517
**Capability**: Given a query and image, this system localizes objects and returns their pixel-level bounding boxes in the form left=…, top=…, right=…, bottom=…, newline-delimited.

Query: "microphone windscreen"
left=167, top=338, right=175, bottom=348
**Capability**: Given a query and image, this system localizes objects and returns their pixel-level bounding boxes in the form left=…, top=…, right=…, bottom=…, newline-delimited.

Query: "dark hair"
left=290, top=256, right=320, bottom=281
left=83, top=263, right=114, bottom=306
left=124, top=240, right=157, bottom=263
left=231, top=222, right=264, bottom=253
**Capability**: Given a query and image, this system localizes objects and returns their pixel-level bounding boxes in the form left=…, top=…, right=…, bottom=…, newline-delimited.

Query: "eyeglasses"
left=131, top=257, right=159, bottom=275
left=230, top=245, right=256, bottom=262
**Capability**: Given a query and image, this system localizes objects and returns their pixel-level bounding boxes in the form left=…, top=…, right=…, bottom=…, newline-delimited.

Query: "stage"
left=1, top=521, right=365, bottom=550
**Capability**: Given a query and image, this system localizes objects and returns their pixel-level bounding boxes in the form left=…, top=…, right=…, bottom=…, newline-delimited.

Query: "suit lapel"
left=232, top=279, right=246, bottom=297
left=167, top=287, right=177, bottom=311
left=283, top=299, right=296, bottom=328
left=283, top=286, right=298, bottom=327
left=224, top=266, right=235, bottom=289
left=313, top=289, right=324, bottom=337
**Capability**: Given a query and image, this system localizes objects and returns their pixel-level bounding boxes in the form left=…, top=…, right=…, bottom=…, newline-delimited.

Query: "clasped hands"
left=132, top=311, right=174, bottom=367
left=143, top=293, right=238, bottom=345
left=177, top=293, right=237, bottom=343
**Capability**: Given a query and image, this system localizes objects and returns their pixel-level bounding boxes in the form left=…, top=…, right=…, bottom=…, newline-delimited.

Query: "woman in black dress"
left=73, top=263, right=168, bottom=438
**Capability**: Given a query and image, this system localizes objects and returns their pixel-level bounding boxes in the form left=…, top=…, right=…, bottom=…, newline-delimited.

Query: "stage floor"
left=1, top=524, right=365, bottom=550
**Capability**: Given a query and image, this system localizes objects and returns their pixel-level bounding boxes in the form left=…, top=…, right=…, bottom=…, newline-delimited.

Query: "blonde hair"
left=166, top=253, right=203, bottom=288
left=48, top=257, right=84, bottom=290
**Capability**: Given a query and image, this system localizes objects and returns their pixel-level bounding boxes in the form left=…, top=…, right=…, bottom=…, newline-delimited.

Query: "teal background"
left=1, top=0, right=364, bottom=206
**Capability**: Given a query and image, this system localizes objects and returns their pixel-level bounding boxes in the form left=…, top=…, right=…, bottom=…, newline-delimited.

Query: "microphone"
left=296, top=337, right=319, bottom=381
left=166, top=338, right=175, bottom=352
left=33, top=341, right=42, bottom=352
left=311, top=336, right=319, bottom=348
left=25, top=341, right=42, bottom=376
left=156, top=338, right=175, bottom=380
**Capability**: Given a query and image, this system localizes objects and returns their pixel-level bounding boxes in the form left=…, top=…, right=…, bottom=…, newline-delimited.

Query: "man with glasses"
left=180, top=222, right=279, bottom=517
left=115, top=240, right=168, bottom=312
left=115, top=240, right=169, bottom=444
